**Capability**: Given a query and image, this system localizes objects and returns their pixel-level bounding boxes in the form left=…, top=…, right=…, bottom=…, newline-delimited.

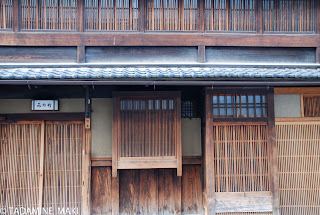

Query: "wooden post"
left=198, top=0, right=205, bottom=33
left=203, top=89, right=215, bottom=214
left=198, top=45, right=206, bottom=63
left=317, top=0, right=320, bottom=34
left=175, top=176, right=182, bottom=215
left=177, top=96, right=182, bottom=176
left=12, top=0, right=20, bottom=32
left=77, top=46, right=86, bottom=63
left=139, top=0, right=146, bottom=32
left=256, top=0, right=263, bottom=34
left=267, top=89, right=280, bottom=215
left=38, top=121, right=45, bottom=212
left=112, top=177, right=120, bottom=215
left=77, top=0, right=84, bottom=32
left=82, top=87, right=92, bottom=214
left=112, top=96, right=119, bottom=178
left=316, top=47, right=320, bottom=64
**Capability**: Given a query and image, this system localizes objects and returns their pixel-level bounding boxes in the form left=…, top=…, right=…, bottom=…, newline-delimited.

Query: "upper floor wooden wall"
left=1, top=0, right=319, bottom=33
left=0, top=0, right=320, bottom=62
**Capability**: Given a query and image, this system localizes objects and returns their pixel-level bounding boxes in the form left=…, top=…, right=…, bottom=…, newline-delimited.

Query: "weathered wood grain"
left=182, top=165, right=202, bottom=214
left=215, top=195, right=273, bottom=213
left=91, top=167, right=112, bottom=215
left=91, top=166, right=202, bottom=214
left=0, top=33, right=319, bottom=47
left=206, top=47, right=316, bottom=64
left=0, top=46, right=77, bottom=63
left=86, top=46, right=198, bottom=64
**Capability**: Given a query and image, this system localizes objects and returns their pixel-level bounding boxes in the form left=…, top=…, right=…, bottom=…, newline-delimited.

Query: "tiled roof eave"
left=0, top=66, right=320, bottom=80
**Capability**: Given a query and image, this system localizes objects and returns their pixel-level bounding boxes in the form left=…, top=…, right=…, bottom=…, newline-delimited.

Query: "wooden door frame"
left=203, top=87, right=280, bottom=215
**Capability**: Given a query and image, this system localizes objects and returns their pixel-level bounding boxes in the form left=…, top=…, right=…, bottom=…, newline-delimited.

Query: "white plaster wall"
left=274, top=94, right=301, bottom=118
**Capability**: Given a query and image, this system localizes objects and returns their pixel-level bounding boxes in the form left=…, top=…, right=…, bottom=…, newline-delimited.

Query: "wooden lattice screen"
left=43, top=122, right=84, bottom=214
left=276, top=121, right=320, bottom=215
left=21, top=0, right=77, bottom=30
left=205, top=0, right=256, bottom=31
left=147, top=0, right=198, bottom=31
left=213, top=123, right=270, bottom=193
left=263, top=0, right=317, bottom=32
left=113, top=92, right=182, bottom=177
left=0, top=122, right=42, bottom=210
left=0, top=121, right=87, bottom=214
left=85, top=0, right=139, bottom=31
left=0, top=0, right=12, bottom=29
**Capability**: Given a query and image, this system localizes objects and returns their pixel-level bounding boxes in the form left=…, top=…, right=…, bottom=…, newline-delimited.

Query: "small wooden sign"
left=85, top=118, right=91, bottom=129
left=32, top=100, right=58, bottom=111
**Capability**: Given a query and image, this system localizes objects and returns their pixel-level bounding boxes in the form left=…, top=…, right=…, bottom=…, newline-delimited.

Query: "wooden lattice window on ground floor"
left=112, top=91, right=182, bottom=177
left=0, top=121, right=87, bottom=214
left=276, top=121, right=320, bottom=215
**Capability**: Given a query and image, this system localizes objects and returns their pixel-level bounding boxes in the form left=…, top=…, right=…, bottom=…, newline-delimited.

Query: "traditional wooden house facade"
left=0, top=0, right=320, bottom=214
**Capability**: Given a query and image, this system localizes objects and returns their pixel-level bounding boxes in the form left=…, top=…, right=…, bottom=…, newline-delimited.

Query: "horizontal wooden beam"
left=91, top=156, right=202, bottom=167
left=0, top=33, right=319, bottom=47
left=275, top=117, right=320, bottom=122
left=274, top=87, right=320, bottom=94
left=0, top=113, right=85, bottom=121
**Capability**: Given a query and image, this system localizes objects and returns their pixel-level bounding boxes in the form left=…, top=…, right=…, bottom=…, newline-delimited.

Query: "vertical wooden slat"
left=204, top=89, right=216, bottom=215
left=198, top=0, right=204, bottom=32
left=267, top=89, right=280, bottom=215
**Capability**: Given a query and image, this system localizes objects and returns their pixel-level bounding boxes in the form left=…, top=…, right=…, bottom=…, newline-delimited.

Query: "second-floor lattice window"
left=263, top=0, right=316, bottom=32
left=85, top=0, right=139, bottom=31
left=21, top=0, right=77, bottom=30
left=0, top=0, right=12, bottom=29
left=205, top=0, right=256, bottom=32
left=147, top=0, right=198, bottom=31
left=213, top=93, right=267, bottom=118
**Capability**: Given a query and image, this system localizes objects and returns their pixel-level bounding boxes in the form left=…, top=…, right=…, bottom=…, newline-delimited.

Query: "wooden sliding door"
left=204, top=88, right=277, bottom=215
left=276, top=121, right=320, bottom=215
left=0, top=122, right=43, bottom=210
left=0, top=121, right=88, bottom=214
left=43, top=122, right=85, bottom=214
